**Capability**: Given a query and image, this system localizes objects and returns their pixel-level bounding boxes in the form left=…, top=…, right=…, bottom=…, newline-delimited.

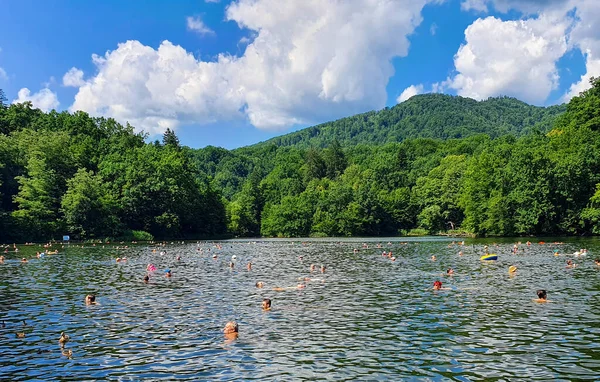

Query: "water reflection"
left=1, top=238, right=600, bottom=380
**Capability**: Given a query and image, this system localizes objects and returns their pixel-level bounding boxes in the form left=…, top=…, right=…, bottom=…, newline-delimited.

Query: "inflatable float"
left=480, top=254, right=498, bottom=261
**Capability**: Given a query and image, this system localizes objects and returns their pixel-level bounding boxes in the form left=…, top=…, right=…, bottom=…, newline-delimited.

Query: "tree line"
left=0, top=79, right=599, bottom=242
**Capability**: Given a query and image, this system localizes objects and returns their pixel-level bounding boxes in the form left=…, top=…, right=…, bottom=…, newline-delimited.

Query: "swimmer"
left=116, top=258, right=121, bottom=263
left=223, top=321, right=239, bottom=338
left=21, top=258, right=28, bottom=263
left=595, top=259, right=600, bottom=266
left=299, top=256, right=303, bottom=261
left=508, top=265, right=517, bottom=274
left=85, top=294, right=96, bottom=305
left=566, top=259, right=577, bottom=269
left=212, top=254, right=217, bottom=259
left=432, top=280, right=450, bottom=290
left=446, top=268, right=455, bottom=275
left=229, top=262, right=234, bottom=269
left=176, top=256, right=181, bottom=261
left=143, top=275, right=150, bottom=283
left=247, top=262, right=252, bottom=271
left=391, top=256, right=396, bottom=261
left=36, top=252, right=41, bottom=258
left=431, top=255, right=436, bottom=261
left=262, top=298, right=272, bottom=311
left=533, top=289, right=550, bottom=303
left=458, top=251, right=463, bottom=257
left=165, top=269, right=172, bottom=278
left=310, top=264, right=316, bottom=272
left=321, top=265, right=326, bottom=273
left=0, top=255, right=4, bottom=263
left=256, top=281, right=264, bottom=288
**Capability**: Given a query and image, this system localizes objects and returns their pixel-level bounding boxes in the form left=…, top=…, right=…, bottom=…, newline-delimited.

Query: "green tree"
left=61, top=169, right=121, bottom=238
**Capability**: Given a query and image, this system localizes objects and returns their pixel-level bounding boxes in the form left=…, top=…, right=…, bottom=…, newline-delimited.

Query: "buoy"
left=480, top=254, right=498, bottom=261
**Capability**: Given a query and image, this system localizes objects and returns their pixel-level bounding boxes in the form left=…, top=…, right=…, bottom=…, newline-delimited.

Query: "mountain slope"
left=250, top=94, right=566, bottom=149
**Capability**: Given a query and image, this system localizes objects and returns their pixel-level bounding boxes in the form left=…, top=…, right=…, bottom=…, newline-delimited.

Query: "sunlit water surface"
left=1, top=238, right=600, bottom=381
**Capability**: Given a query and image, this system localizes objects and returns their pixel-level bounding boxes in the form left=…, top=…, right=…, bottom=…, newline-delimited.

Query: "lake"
left=1, top=237, right=599, bottom=380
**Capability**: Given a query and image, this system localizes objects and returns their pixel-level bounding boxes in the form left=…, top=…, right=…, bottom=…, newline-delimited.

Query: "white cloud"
left=461, top=0, right=489, bottom=12
left=459, top=0, right=600, bottom=101
left=563, top=50, right=600, bottom=100
left=63, top=67, right=85, bottom=87
left=430, top=23, right=438, bottom=35
left=0, top=67, right=7, bottom=81
left=461, top=0, right=571, bottom=14
left=446, top=15, right=568, bottom=104
left=13, top=88, right=59, bottom=111
left=186, top=16, right=215, bottom=36
left=205, top=0, right=220, bottom=2
left=397, top=84, right=424, bottom=103
left=69, top=0, right=436, bottom=135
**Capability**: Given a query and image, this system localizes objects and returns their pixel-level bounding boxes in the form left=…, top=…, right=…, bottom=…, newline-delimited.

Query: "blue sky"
left=0, top=0, right=597, bottom=149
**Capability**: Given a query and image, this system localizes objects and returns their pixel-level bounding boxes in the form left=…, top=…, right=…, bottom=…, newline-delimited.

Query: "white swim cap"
left=232, top=255, right=237, bottom=259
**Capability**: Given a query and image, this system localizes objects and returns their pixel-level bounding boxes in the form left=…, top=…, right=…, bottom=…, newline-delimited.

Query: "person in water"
left=256, top=281, right=264, bottom=288
left=534, top=289, right=550, bottom=303
left=247, top=262, right=252, bottom=271
left=432, top=280, right=450, bottom=290
left=143, top=275, right=150, bottom=283
left=566, top=259, right=577, bottom=269
left=223, top=321, right=239, bottom=338
left=85, top=295, right=96, bottom=305
left=262, top=298, right=272, bottom=311
left=431, top=255, right=436, bottom=261
left=165, top=269, right=172, bottom=278
left=508, top=265, right=518, bottom=274
left=21, top=258, right=28, bottom=263
left=595, top=258, right=600, bottom=266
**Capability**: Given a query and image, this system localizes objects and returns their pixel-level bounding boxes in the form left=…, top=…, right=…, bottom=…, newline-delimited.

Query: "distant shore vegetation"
left=1, top=79, right=600, bottom=242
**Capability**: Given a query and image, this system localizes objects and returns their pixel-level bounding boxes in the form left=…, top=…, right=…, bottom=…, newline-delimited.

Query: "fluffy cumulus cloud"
left=186, top=16, right=215, bottom=36
left=459, top=0, right=600, bottom=101
left=13, top=88, right=59, bottom=111
left=446, top=15, right=568, bottom=104
left=68, top=0, right=434, bottom=134
left=563, top=0, right=600, bottom=99
left=63, top=67, right=85, bottom=87
left=397, top=84, right=424, bottom=103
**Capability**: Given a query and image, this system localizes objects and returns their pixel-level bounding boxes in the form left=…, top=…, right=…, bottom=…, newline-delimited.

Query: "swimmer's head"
left=262, top=298, right=271, bottom=310
left=143, top=275, right=150, bottom=283
left=595, top=258, right=600, bottom=265
left=433, top=280, right=442, bottom=290
left=508, top=265, right=517, bottom=273
left=85, top=294, right=96, bottom=304
left=536, top=289, right=547, bottom=300
left=447, top=268, right=454, bottom=274
left=223, top=321, right=238, bottom=334
left=256, top=281, right=264, bottom=288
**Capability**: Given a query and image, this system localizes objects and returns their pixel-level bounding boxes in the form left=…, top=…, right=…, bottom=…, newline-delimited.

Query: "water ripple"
left=1, top=238, right=599, bottom=380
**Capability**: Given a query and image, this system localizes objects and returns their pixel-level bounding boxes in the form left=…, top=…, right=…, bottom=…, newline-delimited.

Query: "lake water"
left=1, top=237, right=599, bottom=380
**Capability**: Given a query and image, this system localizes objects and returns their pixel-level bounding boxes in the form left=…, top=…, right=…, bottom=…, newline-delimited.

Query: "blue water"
left=1, top=238, right=599, bottom=380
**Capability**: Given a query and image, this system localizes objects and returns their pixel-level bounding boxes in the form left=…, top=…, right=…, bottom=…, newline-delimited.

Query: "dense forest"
left=257, top=94, right=566, bottom=148
left=0, top=79, right=599, bottom=242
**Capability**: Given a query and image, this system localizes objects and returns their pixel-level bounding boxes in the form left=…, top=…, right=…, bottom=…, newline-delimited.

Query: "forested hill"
left=253, top=94, right=566, bottom=149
